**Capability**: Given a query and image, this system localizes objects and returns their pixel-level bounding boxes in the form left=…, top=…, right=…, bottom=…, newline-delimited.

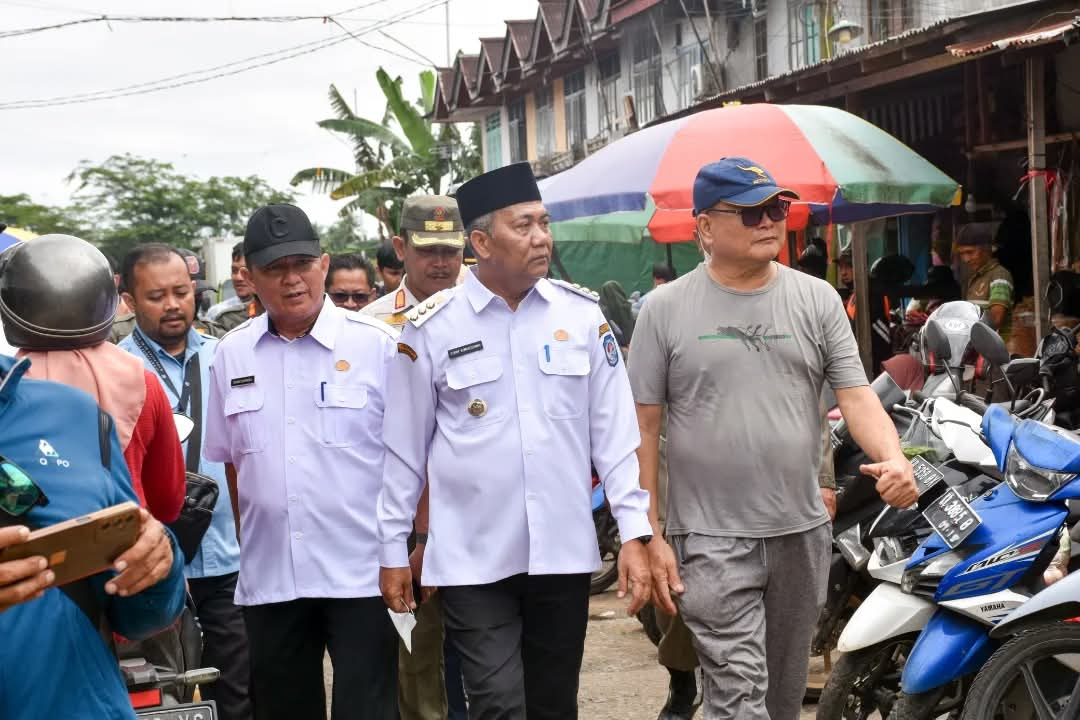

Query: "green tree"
left=315, top=213, right=370, bottom=254
left=293, top=68, right=482, bottom=239
left=0, top=193, right=85, bottom=237
left=68, top=154, right=293, bottom=259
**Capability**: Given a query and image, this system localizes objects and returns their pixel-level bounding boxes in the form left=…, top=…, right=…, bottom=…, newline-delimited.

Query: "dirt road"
left=581, top=590, right=818, bottom=719
left=323, top=590, right=819, bottom=718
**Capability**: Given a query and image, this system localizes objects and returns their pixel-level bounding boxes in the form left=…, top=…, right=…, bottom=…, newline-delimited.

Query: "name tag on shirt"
left=448, top=341, right=483, bottom=359
left=231, top=375, right=255, bottom=387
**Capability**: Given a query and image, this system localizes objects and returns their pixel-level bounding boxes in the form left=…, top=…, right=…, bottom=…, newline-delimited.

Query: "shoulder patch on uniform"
left=397, top=342, right=418, bottom=361
left=408, top=289, right=454, bottom=328
left=549, top=278, right=600, bottom=302
left=598, top=322, right=611, bottom=338
left=346, top=310, right=398, bottom=338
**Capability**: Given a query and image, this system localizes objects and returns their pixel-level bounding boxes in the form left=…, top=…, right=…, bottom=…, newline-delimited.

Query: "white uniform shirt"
left=377, top=270, right=651, bottom=587
left=203, top=298, right=397, bottom=604
left=361, top=282, right=420, bottom=332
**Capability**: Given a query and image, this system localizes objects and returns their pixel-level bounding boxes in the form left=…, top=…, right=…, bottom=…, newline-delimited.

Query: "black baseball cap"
left=244, top=204, right=321, bottom=269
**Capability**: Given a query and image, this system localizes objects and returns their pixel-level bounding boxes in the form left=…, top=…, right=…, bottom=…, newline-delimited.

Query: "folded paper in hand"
left=387, top=608, right=417, bottom=653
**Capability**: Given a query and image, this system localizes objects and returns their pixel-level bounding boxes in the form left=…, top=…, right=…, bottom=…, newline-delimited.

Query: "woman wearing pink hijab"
left=0, top=235, right=184, bottom=523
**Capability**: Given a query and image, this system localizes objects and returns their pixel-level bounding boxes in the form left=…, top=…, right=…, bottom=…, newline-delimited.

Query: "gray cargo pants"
left=672, top=525, right=831, bottom=720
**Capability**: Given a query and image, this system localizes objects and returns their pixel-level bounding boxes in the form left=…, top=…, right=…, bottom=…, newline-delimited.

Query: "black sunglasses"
left=703, top=198, right=792, bottom=228
left=329, top=291, right=372, bottom=305
left=0, top=455, right=48, bottom=519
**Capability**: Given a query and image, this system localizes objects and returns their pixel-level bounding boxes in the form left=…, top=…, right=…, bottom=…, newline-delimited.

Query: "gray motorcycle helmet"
left=0, top=234, right=118, bottom=350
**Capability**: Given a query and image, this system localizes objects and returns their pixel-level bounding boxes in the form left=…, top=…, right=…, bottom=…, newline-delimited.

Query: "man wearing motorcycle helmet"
left=1, top=235, right=185, bottom=524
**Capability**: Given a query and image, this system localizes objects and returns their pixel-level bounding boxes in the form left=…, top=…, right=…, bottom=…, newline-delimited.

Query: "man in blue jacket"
left=0, top=353, right=186, bottom=719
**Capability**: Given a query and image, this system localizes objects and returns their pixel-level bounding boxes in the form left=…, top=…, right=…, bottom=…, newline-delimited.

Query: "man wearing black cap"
left=956, top=222, right=1014, bottom=338
left=628, top=158, right=917, bottom=720
left=377, top=162, right=653, bottom=719
left=203, top=203, right=400, bottom=720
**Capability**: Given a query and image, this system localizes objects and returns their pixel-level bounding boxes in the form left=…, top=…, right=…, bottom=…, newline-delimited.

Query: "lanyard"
left=132, top=328, right=203, bottom=474
left=131, top=329, right=196, bottom=414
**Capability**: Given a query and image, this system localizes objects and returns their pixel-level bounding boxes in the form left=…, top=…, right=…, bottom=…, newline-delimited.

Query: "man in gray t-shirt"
left=630, top=158, right=917, bottom=720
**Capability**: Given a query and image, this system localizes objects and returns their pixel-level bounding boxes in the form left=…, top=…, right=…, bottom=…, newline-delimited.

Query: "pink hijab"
left=19, top=342, right=147, bottom=449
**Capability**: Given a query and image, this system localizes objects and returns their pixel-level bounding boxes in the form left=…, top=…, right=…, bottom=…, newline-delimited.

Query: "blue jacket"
left=0, top=355, right=186, bottom=720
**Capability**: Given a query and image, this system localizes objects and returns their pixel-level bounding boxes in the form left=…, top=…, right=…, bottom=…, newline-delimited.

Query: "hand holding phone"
left=104, top=508, right=175, bottom=598
left=0, top=526, right=53, bottom=614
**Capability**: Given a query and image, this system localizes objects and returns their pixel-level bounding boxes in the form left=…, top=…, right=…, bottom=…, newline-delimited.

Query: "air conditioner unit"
left=690, top=64, right=704, bottom=98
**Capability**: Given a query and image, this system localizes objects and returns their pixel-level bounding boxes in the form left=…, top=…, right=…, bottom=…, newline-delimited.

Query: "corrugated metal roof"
left=610, top=0, right=663, bottom=24
left=947, top=16, right=1079, bottom=56
left=540, top=0, right=568, bottom=42
left=506, top=20, right=536, bottom=58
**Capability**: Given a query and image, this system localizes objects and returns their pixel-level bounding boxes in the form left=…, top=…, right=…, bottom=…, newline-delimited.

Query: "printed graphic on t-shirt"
left=696, top=323, right=793, bottom=352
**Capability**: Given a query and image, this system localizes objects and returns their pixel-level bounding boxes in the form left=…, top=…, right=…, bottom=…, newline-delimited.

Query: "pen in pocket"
left=320, top=381, right=325, bottom=402
left=544, top=344, right=550, bottom=363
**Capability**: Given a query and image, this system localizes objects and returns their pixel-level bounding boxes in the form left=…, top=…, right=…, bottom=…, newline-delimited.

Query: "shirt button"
left=288, top=456, right=296, bottom=464
left=287, top=383, right=295, bottom=390
left=293, top=532, right=303, bottom=540
left=287, top=417, right=296, bottom=424
left=238, top=401, right=245, bottom=408
left=525, top=448, right=534, bottom=456
left=288, top=495, right=298, bottom=505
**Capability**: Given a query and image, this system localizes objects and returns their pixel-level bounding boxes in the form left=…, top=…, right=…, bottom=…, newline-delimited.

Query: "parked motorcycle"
left=884, top=321, right=1075, bottom=719
left=591, top=469, right=621, bottom=595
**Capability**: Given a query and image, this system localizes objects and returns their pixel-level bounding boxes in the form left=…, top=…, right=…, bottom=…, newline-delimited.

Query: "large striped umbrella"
left=541, top=103, right=960, bottom=243
left=0, top=226, right=37, bottom=252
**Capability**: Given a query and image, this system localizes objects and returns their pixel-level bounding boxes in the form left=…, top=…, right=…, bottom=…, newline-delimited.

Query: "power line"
left=327, top=16, right=429, bottom=67
left=0, top=0, right=407, bottom=39
left=0, top=0, right=447, bottom=110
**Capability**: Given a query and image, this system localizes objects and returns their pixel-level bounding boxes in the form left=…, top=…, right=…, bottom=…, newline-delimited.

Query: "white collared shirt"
left=377, top=270, right=651, bottom=587
left=203, top=298, right=397, bottom=604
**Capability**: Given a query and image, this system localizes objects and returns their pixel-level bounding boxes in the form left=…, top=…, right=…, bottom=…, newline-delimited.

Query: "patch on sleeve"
left=397, top=342, right=418, bottom=362
left=598, top=322, right=611, bottom=338
left=602, top=333, right=619, bottom=367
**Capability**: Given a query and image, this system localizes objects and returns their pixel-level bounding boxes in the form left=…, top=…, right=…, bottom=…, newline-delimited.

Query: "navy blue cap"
left=692, top=157, right=799, bottom=215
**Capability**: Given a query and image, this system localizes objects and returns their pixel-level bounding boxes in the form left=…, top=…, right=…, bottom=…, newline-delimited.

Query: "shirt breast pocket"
left=444, top=356, right=506, bottom=430
left=314, top=384, right=370, bottom=447
left=538, top=346, right=590, bottom=420
left=224, top=385, right=266, bottom=454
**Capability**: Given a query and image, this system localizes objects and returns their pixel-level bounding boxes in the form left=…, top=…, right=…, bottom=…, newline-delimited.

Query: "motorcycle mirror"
left=971, top=321, right=1010, bottom=369
left=173, top=413, right=195, bottom=444
left=1004, top=358, right=1039, bottom=387
left=924, top=320, right=952, bottom=362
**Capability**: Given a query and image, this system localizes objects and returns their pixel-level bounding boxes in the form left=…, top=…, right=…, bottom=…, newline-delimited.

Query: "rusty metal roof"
left=947, top=15, right=1080, bottom=56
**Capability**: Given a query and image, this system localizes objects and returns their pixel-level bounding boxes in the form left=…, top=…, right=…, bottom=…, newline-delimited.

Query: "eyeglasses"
left=329, top=292, right=372, bottom=305
left=0, top=456, right=48, bottom=519
left=702, top=198, right=792, bottom=227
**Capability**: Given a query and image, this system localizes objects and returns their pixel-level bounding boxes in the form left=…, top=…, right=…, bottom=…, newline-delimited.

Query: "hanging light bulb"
left=964, top=193, right=977, bottom=214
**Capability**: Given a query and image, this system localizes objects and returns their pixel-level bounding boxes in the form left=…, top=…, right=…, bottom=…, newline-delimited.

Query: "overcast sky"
left=0, top=0, right=538, bottom=230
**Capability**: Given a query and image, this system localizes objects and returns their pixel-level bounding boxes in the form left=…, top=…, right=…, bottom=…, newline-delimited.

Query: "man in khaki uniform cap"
left=363, top=195, right=465, bottom=332
left=364, top=194, right=464, bottom=720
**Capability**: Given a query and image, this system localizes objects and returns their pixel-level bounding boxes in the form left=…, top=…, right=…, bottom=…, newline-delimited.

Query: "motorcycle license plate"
left=921, top=486, right=982, bottom=549
left=910, top=455, right=945, bottom=493
left=136, top=701, right=216, bottom=720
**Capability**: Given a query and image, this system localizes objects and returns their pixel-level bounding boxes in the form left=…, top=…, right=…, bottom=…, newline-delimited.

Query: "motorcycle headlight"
left=836, top=523, right=871, bottom=571
left=1006, top=447, right=1076, bottom=501
left=874, top=536, right=907, bottom=566
left=901, top=548, right=975, bottom=596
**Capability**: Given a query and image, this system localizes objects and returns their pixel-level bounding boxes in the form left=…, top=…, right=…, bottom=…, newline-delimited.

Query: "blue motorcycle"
left=888, top=321, right=1075, bottom=718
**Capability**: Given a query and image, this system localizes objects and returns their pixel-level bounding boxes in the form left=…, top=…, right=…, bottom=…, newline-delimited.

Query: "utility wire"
left=0, top=0, right=446, bottom=109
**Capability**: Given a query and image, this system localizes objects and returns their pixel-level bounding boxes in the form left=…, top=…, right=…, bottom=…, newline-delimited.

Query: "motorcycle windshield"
left=982, top=404, right=1015, bottom=471
left=1014, top=420, right=1080, bottom=473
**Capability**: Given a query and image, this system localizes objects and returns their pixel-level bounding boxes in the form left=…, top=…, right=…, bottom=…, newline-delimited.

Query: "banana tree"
left=292, top=68, right=459, bottom=239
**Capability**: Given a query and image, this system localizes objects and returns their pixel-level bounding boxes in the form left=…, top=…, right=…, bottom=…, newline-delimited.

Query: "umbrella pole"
left=551, top=244, right=572, bottom=283
left=852, top=223, right=874, bottom=380
left=665, top=243, right=674, bottom=274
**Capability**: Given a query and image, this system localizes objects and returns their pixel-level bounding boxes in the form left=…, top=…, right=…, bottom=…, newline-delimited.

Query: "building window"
left=535, top=86, right=555, bottom=158
left=484, top=112, right=502, bottom=171
left=631, top=27, right=664, bottom=126
left=564, top=69, right=587, bottom=154
left=508, top=97, right=527, bottom=163
left=597, top=52, right=621, bottom=135
left=675, top=38, right=706, bottom=109
left=788, top=0, right=821, bottom=71
left=754, top=17, right=768, bottom=81
left=868, top=0, right=915, bottom=41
